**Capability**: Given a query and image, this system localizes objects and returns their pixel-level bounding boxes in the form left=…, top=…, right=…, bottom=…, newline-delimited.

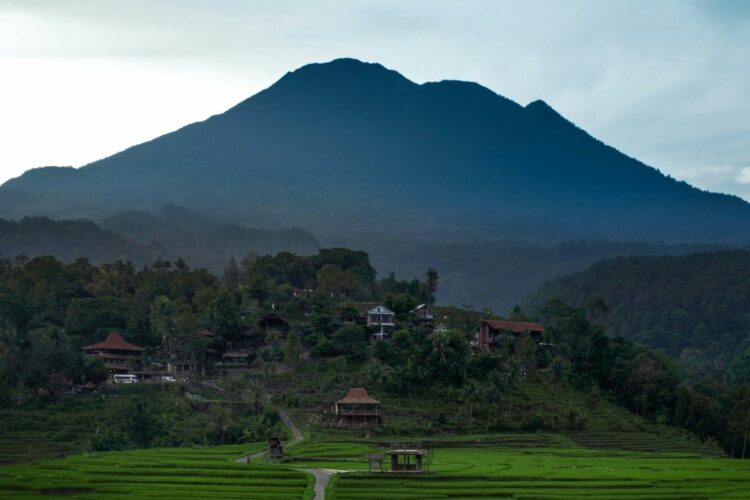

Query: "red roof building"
left=82, top=332, right=144, bottom=374
left=334, top=388, right=382, bottom=427
left=475, top=320, right=545, bottom=352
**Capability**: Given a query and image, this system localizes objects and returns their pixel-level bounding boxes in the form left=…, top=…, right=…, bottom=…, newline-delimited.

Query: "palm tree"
left=461, top=379, right=480, bottom=425
left=549, top=356, right=568, bottom=423
left=424, top=268, right=439, bottom=305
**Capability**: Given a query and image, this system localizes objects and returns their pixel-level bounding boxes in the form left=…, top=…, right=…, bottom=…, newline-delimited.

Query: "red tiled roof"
left=336, top=388, right=381, bottom=405
left=83, top=332, right=144, bottom=352
left=481, top=320, right=544, bottom=333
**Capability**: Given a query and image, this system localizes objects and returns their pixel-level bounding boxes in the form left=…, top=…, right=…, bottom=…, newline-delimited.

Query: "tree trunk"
left=743, top=434, right=747, bottom=460
left=552, top=384, right=558, bottom=422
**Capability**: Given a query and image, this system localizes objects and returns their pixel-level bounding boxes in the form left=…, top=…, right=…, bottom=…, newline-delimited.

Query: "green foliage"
left=65, top=297, right=129, bottom=344
left=527, top=250, right=750, bottom=364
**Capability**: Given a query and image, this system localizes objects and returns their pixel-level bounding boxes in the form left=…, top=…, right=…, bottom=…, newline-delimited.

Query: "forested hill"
left=3, top=58, right=750, bottom=243
left=0, top=217, right=162, bottom=265
left=525, top=250, right=750, bottom=374
left=0, top=213, right=319, bottom=271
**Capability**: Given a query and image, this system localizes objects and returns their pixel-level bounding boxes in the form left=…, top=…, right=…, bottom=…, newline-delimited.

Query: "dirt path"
left=234, top=448, right=265, bottom=464
left=235, top=408, right=302, bottom=463
left=303, top=468, right=334, bottom=500
left=278, top=408, right=303, bottom=443
left=235, top=408, right=336, bottom=499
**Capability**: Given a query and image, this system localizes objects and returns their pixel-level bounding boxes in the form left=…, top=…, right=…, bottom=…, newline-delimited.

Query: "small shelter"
left=385, top=448, right=428, bottom=473
left=334, top=388, right=382, bottom=427
left=267, top=437, right=283, bottom=458
left=367, top=453, right=385, bottom=472
left=82, top=332, right=144, bottom=374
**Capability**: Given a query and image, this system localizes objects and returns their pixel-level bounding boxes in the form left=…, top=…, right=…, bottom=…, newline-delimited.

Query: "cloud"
left=737, top=167, right=750, bottom=185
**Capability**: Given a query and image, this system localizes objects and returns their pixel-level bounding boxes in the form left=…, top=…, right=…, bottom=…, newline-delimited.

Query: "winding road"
left=235, top=408, right=335, bottom=499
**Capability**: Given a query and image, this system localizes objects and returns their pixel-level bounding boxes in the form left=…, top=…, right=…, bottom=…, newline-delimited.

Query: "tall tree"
left=424, top=268, right=439, bottom=305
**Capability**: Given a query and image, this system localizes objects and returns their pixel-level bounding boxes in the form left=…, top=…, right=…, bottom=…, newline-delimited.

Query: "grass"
left=0, top=432, right=747, bottom=498
left=0, top=431, right=77, bottom=465
left=327, top=445, right=750, bottom=499
left=0, top=444, right=313, bottom=499
left=250, top=433, right=748, bottom=499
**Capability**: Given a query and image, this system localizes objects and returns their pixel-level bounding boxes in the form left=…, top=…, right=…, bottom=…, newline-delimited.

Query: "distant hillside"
left=2, top=58, right=750, bottom=244
left=0, top=217, right=162, bottom=264
left=525, top=250, right=750, bottom=371
left=0, top=211, right=320, bottom=272
left=366, top=238, right=725, bottom=312
left=100, top=204, right=320, bottom=270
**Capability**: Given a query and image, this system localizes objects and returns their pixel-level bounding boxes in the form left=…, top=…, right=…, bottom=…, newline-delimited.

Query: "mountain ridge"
left=2, top=57, right=749, bottom=245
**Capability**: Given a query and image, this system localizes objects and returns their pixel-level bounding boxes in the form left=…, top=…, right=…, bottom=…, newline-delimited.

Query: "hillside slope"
left=525, top=250, right=750, bottom=366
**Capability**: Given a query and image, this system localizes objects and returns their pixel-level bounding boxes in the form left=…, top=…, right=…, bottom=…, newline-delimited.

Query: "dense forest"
left=1, top=250, right=749, bottom=456
left=0, top=213, right=727, bottom=312
left=525, top=250, right=750, bottom=381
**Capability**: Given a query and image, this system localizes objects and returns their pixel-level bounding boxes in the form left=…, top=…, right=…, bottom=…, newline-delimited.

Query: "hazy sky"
left=1, top=0, right=749, bottom=199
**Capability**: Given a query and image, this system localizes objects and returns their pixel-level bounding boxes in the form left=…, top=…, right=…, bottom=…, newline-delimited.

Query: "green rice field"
left=0, top=431, right=77, bottom=465
left=0, top=433, right=748, bottom=499
left=0, top=444, right=313, bottom=499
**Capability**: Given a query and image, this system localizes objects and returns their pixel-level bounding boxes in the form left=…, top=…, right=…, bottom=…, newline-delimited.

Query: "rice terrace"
left=1, top=424, right=749, bottom=499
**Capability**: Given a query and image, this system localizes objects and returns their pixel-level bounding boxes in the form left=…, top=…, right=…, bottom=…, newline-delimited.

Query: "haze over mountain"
left=2, top=58, right=749, bottom=311
left=3, top=58, right=749, bottom=244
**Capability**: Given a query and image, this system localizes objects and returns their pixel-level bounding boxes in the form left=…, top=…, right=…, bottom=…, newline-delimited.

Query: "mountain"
left=3, top=58, right=750, bottom=244
left=524, top=250, right=750, bottom=376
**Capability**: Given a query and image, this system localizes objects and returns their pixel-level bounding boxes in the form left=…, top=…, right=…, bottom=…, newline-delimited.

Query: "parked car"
left=113, top=374, right=138, bottom=384
left=161, top=375, right=177, bottom=383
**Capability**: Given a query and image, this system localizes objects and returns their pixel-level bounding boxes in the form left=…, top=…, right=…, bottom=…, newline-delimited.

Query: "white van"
left=113, top=374, right=139, bottom=384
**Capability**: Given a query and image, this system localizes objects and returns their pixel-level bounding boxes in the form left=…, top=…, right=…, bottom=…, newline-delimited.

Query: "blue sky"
left=1, top=0, right=748, bottom=200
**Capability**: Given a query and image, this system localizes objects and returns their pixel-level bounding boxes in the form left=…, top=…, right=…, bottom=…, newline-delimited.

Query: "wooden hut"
left=333, top=388, right=382, bottom=427
left=385, top=448, right=428, bottom=472
left=267, top=437, right=283, bottom=458
left=367, top=453, right=385, bottom=472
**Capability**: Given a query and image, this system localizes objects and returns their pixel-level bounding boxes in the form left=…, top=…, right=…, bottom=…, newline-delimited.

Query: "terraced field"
left=0, top=444, right=313, bottom=499
left=569, top=431, right=725, bottom=456
left=1, top=432, right=747, bottom=499
left=264, top=434, right=748, bottom=499
left=327, top=447, right=750, bottom=499
left=0, top=431, right=76, bottom=465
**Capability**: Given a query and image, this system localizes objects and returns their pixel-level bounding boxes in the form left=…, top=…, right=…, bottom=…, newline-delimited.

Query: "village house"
left=333, top=388, right=382, bottom=427
left=367, top=305, right=395, bottom=341
left=410, top=304, right=434, bottom=324
left=473, top=320, right=545, bottom=352
left=82, top=332, right=144, bottom=374
left=258, top=313, right=290, bottom=333
left=167, top=329, right=218, bottom=377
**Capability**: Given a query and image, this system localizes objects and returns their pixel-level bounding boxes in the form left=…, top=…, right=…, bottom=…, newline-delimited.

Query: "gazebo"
left=385, top=448, right=428, bottom=473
